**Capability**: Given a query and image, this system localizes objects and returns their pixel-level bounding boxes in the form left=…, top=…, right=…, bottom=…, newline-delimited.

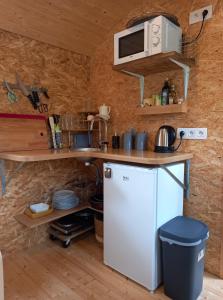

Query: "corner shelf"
left=136, top=102, right=187, bottom=116
left=113, top=52, right=195, bottom=75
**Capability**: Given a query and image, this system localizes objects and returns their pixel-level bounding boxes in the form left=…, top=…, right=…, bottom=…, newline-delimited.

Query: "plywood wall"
left=89, top=0, right=223, bottom=277
left=0, top=29, right=91, bottom=254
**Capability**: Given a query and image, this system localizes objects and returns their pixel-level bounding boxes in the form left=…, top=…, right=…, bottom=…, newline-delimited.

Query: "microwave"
left=114, top=16, right=182, bottom=65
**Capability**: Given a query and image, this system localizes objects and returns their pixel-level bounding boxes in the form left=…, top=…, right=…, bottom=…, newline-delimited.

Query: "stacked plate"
left=52, top=190, right=79, bottom=210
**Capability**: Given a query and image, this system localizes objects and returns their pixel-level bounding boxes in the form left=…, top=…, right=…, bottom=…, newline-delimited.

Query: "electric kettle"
left=154, top=125, right=176, bottom=153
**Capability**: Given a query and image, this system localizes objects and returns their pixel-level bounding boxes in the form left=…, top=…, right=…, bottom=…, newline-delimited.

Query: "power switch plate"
left=177, top=128, right=208, bottom=140
left=189, top=5, right=212, bottom=24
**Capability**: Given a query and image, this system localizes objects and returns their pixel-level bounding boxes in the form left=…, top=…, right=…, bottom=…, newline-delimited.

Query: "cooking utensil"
left=49, top=116, right=57, bottom=149
left=38, top=103, right=48, bottom=113
left=31, top=90, right=40, bottom=104
left=16, top=73, right=37, bottom=109
left=31, top=90, right=48, bottom=113
left=90, top=194, right=103, bottom=211
left=4, top=80, right=18, bottom=103
left=42, top=89, right=50, bottom=99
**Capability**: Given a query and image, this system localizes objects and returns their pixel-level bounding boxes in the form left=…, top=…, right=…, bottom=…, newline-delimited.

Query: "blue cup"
left=123, top=132, right=133, bottom=151
left=135, top=132, right=148, bottom=151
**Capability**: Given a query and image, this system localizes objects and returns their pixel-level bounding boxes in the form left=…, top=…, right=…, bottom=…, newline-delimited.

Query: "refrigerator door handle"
left=104, top=167, right=112, bottom=178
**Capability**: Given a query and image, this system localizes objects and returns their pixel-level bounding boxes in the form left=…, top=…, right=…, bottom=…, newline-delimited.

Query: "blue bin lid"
left=159, top=216, right=209, bottom=244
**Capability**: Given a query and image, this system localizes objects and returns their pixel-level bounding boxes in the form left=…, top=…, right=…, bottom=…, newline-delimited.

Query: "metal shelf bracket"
left=160, top=159, right=191, bottom=200
left=122, top=58, right=191, bottom=105
left=0, top=160, right=26, bottom=197
left=169, top=58, right=190, bottom=100
left=122, top=70, right=145, bottom=107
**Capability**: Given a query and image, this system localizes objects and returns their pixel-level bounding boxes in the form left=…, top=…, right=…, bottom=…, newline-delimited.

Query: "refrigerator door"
left=104, top=163, right=157, bottom=290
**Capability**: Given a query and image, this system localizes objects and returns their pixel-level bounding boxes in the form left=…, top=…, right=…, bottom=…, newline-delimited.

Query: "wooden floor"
left=3, top=234, right=223, bottom=300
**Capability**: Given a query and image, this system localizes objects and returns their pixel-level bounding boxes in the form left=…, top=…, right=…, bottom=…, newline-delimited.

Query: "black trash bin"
left=159, top=216, right=209, bottom=300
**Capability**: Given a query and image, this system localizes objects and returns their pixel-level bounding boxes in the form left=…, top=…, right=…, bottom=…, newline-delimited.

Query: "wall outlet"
left=189, top=5, right=212, bottom=24
left=177, top=128, right=208, bottom=140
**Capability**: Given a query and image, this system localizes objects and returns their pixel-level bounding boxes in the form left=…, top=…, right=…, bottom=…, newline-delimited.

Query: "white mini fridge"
left=103, top=162, right=184, bottom=292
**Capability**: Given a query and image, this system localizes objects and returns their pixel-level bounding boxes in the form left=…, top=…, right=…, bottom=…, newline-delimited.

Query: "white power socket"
left=189, top=5, right=212, bottom=24
left=177, top=128, right=208, bottom=140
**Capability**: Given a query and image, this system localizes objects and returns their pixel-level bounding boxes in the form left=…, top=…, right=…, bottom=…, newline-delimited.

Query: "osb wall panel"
left=0, top=29, right=91, bottom=254
left=89, top=0, right=223, bottom=277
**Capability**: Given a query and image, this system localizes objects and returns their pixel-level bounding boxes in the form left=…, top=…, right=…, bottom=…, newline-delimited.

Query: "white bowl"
left=30, top=203, right=49, bottom=213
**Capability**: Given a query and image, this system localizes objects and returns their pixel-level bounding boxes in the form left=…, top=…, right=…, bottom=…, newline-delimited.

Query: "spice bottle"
left=170, top=84, right=178, bottom=104
left=161, top=79, right=170, bottom=105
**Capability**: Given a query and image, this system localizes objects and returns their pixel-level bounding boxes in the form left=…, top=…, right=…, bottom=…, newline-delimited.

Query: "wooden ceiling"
left=0, top=0, right=141, bottom=56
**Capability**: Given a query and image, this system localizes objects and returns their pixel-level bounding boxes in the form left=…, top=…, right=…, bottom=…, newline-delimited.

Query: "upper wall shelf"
left=113, top=52, right=195, bottom=75
left=136, top=102, right=187, bottom=116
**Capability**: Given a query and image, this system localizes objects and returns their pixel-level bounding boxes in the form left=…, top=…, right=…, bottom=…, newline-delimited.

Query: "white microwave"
left=114, top=16, right=182, bottom=65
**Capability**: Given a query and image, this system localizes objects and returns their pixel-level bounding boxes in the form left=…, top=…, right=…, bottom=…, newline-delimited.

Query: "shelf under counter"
left=15, top=203, right=89, bottom=229
left=15, top=204, right=103, bottom=228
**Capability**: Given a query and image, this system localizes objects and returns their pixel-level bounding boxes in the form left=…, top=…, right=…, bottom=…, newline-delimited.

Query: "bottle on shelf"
left=53, top=114, right=63, bottom=149
left=161, top=79, right=170, bottom=105
left=170, top=83, right=178, bottom=104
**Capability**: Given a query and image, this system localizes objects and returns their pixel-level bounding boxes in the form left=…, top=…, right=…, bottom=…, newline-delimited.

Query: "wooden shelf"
left=113, top=52, right=195, bottom=76
left=62, top=129, right=97, bottom=132
left=136, top=102, right=188, bottom=116
left=89, top=206, right=103, bottom=214
left=15, top=203, right=89, bottom=228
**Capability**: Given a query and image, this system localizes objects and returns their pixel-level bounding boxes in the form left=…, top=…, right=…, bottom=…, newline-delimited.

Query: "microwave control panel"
left=149, top=16, right=182, bottom=56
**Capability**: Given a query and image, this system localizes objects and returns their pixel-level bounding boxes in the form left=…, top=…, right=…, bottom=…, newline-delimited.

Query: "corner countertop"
left=0, top=148, right=193, bottom=165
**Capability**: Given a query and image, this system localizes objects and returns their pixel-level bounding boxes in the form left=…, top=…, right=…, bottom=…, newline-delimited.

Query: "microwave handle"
left=144, top=21, right=150, bottom=55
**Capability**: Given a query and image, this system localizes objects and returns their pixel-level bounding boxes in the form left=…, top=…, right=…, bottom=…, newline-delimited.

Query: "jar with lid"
left=170, top=84, right=178, bottom=104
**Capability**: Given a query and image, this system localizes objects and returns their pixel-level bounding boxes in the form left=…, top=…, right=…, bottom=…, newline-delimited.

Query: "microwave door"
left=114, top=23, right=147, bottom=65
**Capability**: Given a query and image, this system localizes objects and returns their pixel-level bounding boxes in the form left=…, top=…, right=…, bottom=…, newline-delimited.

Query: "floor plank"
left=3, top=234, right=223, bottom=300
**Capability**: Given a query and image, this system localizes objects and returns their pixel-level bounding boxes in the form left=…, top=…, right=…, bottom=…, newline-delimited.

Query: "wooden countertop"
left=0, top=148, right=193, bottom=165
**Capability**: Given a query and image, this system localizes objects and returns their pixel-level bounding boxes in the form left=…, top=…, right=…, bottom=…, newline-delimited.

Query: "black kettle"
left=154, top=125, right=176, bottom=153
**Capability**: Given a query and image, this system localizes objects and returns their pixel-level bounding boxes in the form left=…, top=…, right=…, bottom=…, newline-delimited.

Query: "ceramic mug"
left=99, top=104, right=111, bottom=117
left=123, top=131, right=133, bottom=151
left=135, top=132, right=148, bottom=151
